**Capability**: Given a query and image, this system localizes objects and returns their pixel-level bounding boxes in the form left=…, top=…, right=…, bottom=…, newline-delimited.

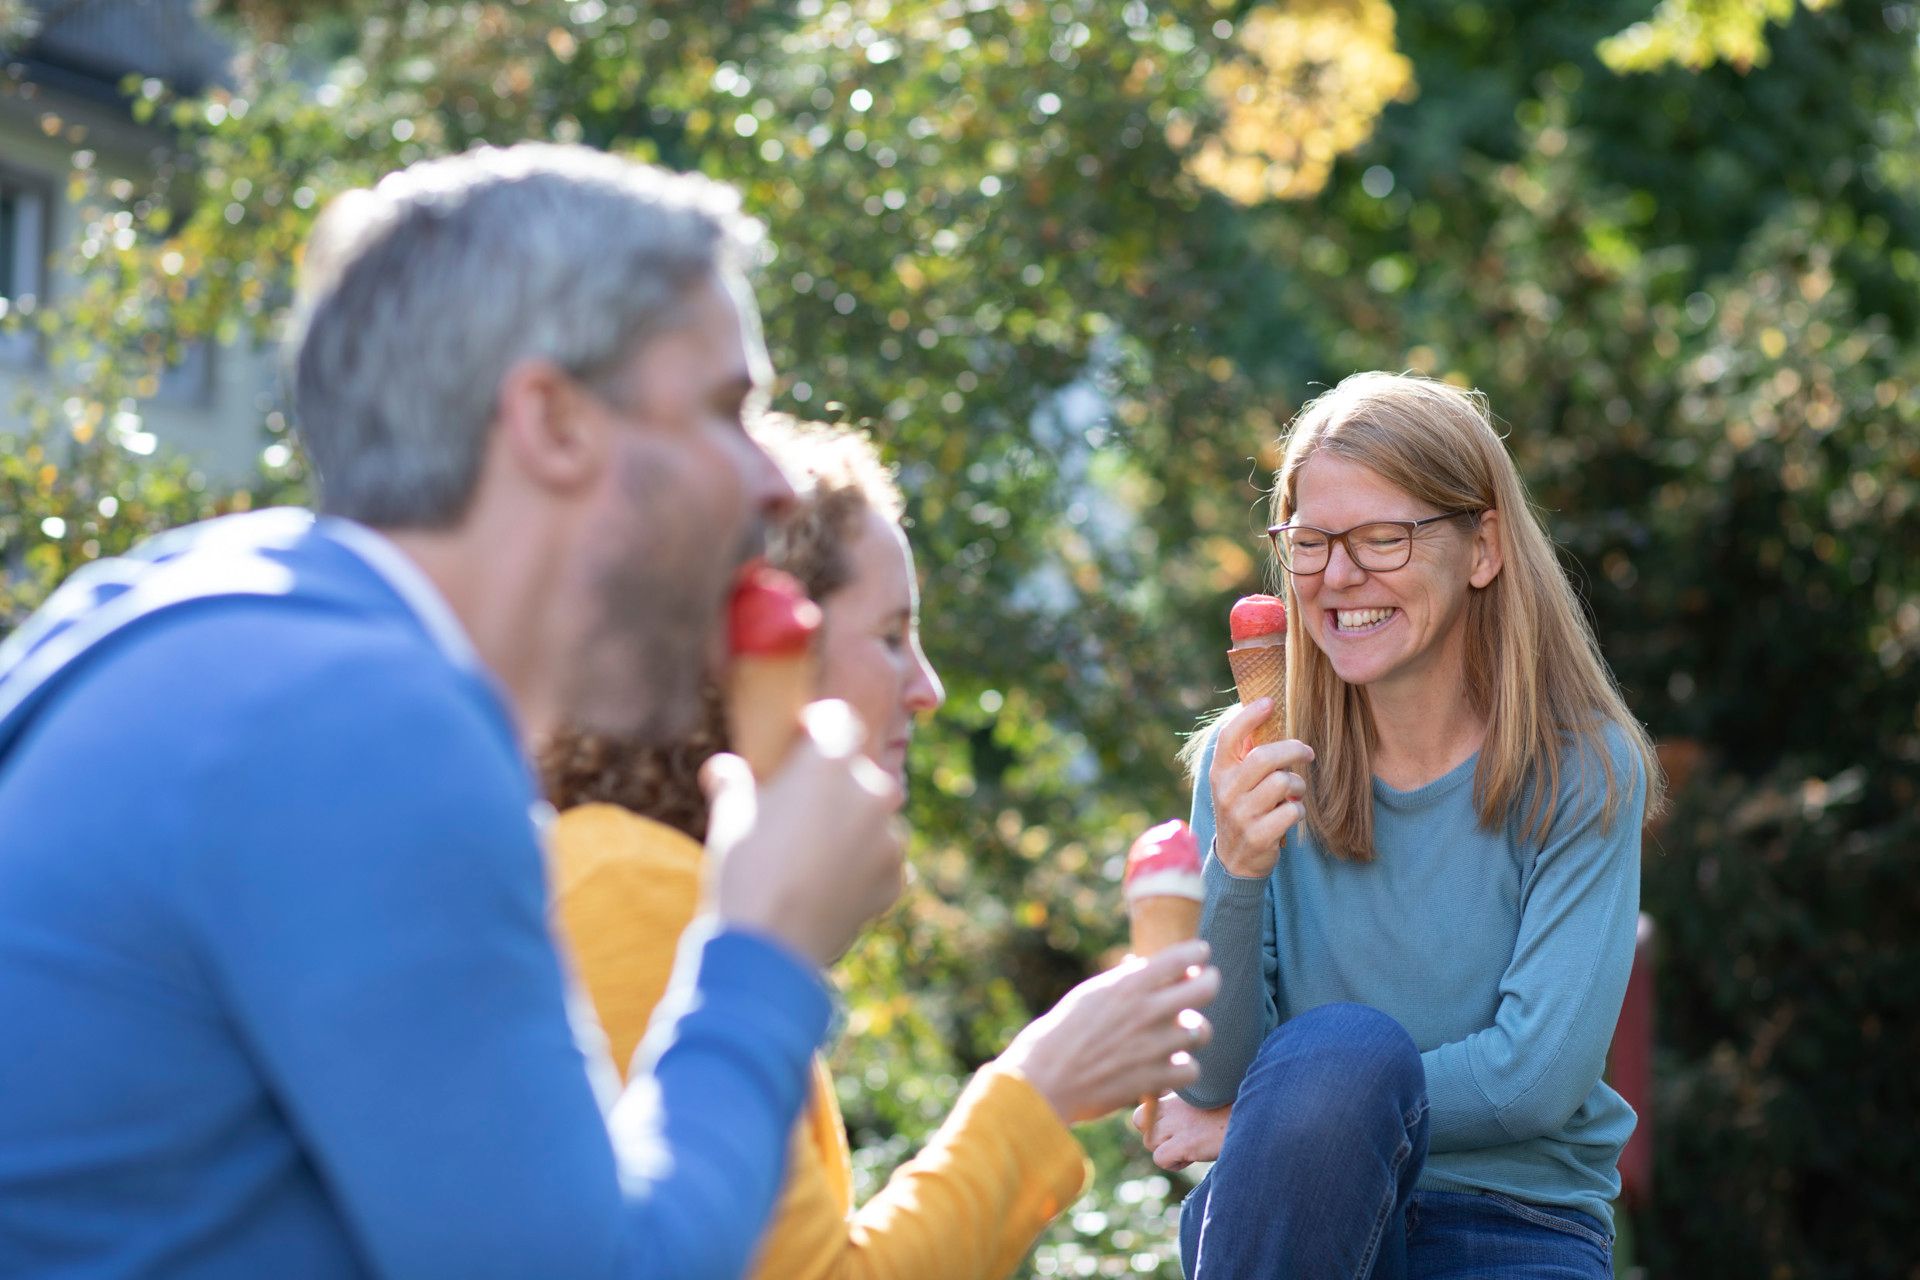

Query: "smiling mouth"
left=1332, top=607, right=1397, bottom=634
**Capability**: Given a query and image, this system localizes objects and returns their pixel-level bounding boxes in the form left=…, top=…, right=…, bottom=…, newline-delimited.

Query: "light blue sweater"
left=1181, top=723, right=1644, bottom=1229
left=0, top=511, right=829, bottom=1278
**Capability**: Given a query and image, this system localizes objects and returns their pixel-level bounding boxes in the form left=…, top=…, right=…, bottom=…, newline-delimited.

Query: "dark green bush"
left=1643, top=755, right=1920, bottom=1280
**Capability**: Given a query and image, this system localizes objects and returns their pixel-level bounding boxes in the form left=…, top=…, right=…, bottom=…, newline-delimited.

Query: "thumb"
left=699, top=751, right=755, bottom=804
left=700, top=752, right=758, bottom=856
left=1214, top=696, right=1271, bottom=768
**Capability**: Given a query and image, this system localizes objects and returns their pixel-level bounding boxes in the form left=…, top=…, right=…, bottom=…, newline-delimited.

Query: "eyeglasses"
left=1265, top=513, right=1478, bottom=576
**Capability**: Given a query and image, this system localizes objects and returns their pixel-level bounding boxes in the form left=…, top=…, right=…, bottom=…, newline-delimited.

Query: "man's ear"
left=494, top=359, right=609, bottom=495
left=1469, top=508, right=1504, bottom=589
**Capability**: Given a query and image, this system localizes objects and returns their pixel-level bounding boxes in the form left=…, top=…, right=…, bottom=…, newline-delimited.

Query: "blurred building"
left=0, top=0, right=270, bottom=480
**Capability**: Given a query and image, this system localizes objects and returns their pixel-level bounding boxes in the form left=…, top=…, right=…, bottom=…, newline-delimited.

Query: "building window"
left=0, top=171, right=51, bottom=366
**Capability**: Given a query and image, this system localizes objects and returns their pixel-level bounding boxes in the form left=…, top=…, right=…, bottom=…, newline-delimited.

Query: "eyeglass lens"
left=1277, top=523, right=1415, bottom=573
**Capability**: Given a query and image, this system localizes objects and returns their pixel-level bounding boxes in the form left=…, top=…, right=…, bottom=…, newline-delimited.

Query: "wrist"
left=1208, top=837, right=1272, bottom=884
left=715, top=895, right=835, bottom=969
left=1215, top=846, right=1267, bottom=880
left=995, top=1038, right=1071, bottom=1123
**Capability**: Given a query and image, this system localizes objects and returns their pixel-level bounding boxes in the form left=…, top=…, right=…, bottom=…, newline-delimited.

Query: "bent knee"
left=1248, top=1002, right=1424, bottom=1117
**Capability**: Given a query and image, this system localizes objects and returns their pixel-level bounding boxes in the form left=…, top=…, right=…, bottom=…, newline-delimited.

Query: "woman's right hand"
left=1133, top=1092, right=1233, bottom=1172
left=1208, top=698, right=1314, bottom=879
left=998, top=941, right=1220, bottom=1126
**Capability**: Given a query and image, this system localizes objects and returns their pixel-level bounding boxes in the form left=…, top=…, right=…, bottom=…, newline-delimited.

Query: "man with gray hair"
left=0, top=144, right=905, bottom=1277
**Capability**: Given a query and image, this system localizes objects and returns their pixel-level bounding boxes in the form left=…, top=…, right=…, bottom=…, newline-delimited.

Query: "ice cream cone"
left=1123, top=820, right=1206, bottom=1144
left=1129, top=894, right=1202, bottom=1144
left=1128, top=894, right=1203, bottom=959
left=725, top=559, right=823, bottom=781
left=728, top=652, right=818, bottom=782
left=1226, top=642, right=1286, bottom=746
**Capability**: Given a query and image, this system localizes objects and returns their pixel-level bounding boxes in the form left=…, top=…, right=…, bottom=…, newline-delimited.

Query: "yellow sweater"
left=548, top=803, right=1090, bottom=1280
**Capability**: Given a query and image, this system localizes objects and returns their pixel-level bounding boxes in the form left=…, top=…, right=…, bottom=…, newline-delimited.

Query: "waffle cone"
left=1128, top=894, right=1202, bottom=956
left=728, top=653, right=816, bottom=781
left=1227, top=643, right=1286, bottom=746
left=1129, top=893, right=1202, bottom=1142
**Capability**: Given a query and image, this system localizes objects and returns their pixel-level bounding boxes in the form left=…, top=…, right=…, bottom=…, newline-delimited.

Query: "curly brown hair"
left=537, top=415, right=905, bottom=840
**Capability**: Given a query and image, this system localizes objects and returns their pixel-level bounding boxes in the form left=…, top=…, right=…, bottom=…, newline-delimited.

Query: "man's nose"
left=747, top=438, right=797, bottom=519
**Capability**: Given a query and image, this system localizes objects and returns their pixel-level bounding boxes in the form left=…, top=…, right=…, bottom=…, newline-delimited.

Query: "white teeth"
left=1337, top=608, right=1394, bottom=630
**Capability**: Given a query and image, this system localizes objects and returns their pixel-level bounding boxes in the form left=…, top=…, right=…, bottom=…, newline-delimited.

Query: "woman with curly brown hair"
left=542, top=416, right=1218, bottom=1280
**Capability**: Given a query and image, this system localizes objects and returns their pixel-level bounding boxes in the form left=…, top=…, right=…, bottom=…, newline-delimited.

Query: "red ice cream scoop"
left=1229, top=594, right=1288, bottom=645
left=728, top=560, right=821, bottom=657
left=1124, top=819, right=1202, bottom=888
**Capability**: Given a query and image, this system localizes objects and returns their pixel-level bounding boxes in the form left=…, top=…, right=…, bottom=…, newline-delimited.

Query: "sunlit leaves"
left=1181, top=0, right=1415, bottom=204
left=1599, top=0, right=1839, bottom=74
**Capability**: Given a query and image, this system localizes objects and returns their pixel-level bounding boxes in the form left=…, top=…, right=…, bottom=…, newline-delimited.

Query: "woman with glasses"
left=1148, top=372, right=1663, bottom=1279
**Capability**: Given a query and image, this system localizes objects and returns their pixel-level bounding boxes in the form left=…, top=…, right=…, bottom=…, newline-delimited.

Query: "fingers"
left=698, top=750, right=755, bottom=802
left=1240, top=801, right=1306, bottom=855
left=1142, top=974, right=1221, bottom=1035
left=1149, top=1051, right=1202, bottom=1097
left=1137, top=1008, right=1211, bottom=1065
left=1244, top=738, right=1315, bottom=776
left=717, top=698, right=910, bottom=965
left=1210, top=698, right=1273, bottom=773
left=1125, top=957, right=1220, bottom=1018
left=1152, top=1144, right=1191, bottom=1173
left=1131, top=939, right=1213, bottom=983
left=1245, top=766, right=1306, bottom=811
left=1215, top=739, right=1313, bottom=804
left=698, top=752, right=756, bottom=856
left=800, top=698, right=868, bottom=759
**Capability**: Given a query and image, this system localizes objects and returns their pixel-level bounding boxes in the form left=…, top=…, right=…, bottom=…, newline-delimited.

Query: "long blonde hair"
left=1192, top=372, right=1663, bottom=861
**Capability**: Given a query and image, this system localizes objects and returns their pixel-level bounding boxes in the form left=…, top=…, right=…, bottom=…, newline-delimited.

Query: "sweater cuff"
left=687, top=926, right=834, bottom=1058
left=1203, top=841, right=1269, bottom=900
left=961, top=1061, right=1090, bottom=1214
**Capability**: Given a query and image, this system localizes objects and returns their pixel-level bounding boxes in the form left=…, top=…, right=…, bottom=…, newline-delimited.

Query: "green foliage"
left=0, top=424, right=306, bottom=634
left=4, top=1, right=1917, bottom=1275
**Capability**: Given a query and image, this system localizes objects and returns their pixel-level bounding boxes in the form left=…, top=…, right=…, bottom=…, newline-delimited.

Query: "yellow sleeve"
left=546, top=804, right=705, bottom=1077
left=752, top=1060, right=1091, bottom=1280
left=549, top=803, right=1089, bottom=1280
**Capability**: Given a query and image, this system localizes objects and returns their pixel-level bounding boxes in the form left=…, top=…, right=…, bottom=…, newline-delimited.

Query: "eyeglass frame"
left=1264, top=511, right=1482, bottom=576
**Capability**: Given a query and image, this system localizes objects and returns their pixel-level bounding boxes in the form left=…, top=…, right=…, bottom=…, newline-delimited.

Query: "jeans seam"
left=1351, top=1098, right=1427, bottom=1280
left=1480, top=1191, right=1613, bottom=1251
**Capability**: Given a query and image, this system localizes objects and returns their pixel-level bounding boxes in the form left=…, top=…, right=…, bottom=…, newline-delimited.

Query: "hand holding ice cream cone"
left=1124, top=819, right=1207, bottom=1140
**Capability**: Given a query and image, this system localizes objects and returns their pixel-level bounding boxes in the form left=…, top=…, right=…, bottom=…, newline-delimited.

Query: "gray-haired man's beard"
left=564, top=603, right=711, bottom=742
left=565, top=442, right=769, bottom=740
left=563, top=530, right=718, bottom=741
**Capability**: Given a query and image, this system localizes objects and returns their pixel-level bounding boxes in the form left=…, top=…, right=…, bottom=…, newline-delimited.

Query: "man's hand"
left=998, top=942, right=1221, bottom=1126
left=1208, top=698, right=1313, bottom=879
left=704, top=700, right=905, bottom=967
left=1132, top=1092, right=1233, bottom=1172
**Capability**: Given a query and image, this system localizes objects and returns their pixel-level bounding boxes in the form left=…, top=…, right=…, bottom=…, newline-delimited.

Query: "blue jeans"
left=1178, top=1004, right=1611, bottom=1280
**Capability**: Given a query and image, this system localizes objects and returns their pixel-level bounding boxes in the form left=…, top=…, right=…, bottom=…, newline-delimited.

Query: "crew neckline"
left=1372, top=749, right=1480, bottom=810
